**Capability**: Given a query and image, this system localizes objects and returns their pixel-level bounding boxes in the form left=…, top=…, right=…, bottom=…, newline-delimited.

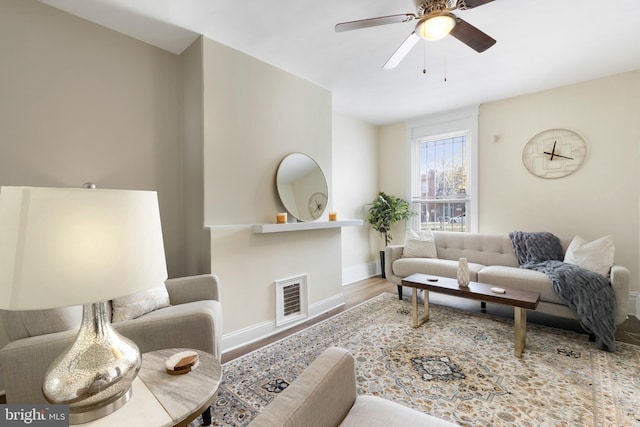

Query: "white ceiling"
left=41, top=0, right=640, bottom=125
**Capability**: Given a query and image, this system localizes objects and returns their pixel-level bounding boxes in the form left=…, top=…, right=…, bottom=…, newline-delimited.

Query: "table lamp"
left=0, top=186, right=168, bottom=424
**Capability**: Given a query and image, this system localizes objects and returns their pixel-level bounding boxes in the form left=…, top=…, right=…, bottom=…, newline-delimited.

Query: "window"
left=407, top=108, right=477, bottom=232
left=414, top=132, right=469, bottom=231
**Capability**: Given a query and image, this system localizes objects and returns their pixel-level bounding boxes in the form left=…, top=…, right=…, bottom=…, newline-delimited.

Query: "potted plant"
left=366, top=192, right=414, bottom=278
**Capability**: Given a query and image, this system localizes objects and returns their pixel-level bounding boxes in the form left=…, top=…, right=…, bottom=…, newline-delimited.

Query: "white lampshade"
left=417, top=14, right=456, bottom=41
left=0, top=186, right=167, bottom=310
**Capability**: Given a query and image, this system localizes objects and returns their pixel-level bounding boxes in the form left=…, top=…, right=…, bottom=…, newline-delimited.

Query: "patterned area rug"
left=204, top=293, right=640, bottom=426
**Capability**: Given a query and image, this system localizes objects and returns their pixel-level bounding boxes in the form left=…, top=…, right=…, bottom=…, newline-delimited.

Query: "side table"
left=84, top=348, right=222, bottom=427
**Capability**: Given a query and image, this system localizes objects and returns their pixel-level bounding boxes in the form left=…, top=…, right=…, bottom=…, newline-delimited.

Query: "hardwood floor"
left=221, top=277, right=395, bottom=363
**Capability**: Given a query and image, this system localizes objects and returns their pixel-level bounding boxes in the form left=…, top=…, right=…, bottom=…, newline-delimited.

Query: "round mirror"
left=276, top=153, right=328, bottom=222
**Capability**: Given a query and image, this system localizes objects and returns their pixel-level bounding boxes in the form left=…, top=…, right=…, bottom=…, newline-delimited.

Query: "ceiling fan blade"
left=335, top=14, right=416, bottom=32
left=449, top=17, right=496, bottom=52
left=383, top=32, right=420, bottom=69
left=459, top=0, right=494, bottom=9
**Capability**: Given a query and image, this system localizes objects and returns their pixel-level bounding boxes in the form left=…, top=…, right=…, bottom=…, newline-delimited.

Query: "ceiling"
left=40, top=0, right=640, bottom=125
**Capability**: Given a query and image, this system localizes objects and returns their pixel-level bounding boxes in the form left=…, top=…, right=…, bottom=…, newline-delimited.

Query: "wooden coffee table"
left=401, top=273, right=540, bottom=357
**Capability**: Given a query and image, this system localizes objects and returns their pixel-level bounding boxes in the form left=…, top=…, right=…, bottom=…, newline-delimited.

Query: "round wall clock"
left=522, top=128, right=587, bottom=179
left=308, top=192, right=327, bottom=219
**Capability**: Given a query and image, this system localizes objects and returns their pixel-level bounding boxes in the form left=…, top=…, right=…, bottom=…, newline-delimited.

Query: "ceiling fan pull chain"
left=423, top=40, right=427, bottom=74
left=444, top=44, right=448, bottom=82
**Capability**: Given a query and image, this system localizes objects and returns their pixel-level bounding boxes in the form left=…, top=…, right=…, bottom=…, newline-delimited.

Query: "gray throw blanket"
left=509, top=231, right=616, bottom=351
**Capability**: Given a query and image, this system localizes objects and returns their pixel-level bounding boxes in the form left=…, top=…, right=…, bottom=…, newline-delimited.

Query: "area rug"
left=206, top=293, right=640, bottom=426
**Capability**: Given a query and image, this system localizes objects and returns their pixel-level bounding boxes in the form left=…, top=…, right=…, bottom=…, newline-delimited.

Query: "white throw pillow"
left=564, top=235, right=615, bottom=277
left=111, top=285, right=170, bottom=322
left=403, top=228, right=438, bottom=258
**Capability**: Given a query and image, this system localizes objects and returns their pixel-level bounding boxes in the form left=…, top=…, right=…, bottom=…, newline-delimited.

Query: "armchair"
left=0, top=274, right=222, bottom=404
left=249, top=347, right=459, bottom=427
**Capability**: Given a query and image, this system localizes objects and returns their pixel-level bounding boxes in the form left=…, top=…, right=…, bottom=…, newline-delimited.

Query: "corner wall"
left=181, top=37, right=211, bottom=275
left=0, top=0, right=184, bottom=277
left=0, top=0, right=185, bottom=392
left=201, top=38, right=344, bottom=348
left=332, top=113, right=380, bottom=282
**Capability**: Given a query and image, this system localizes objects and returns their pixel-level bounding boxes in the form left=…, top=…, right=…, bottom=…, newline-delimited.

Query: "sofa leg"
left=480, top=301, right=486, bottom=313
left=397, top=285, right=403, bottom=300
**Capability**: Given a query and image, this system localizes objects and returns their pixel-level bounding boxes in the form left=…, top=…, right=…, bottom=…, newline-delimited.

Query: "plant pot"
left=380, top=250, right=386, bottom=279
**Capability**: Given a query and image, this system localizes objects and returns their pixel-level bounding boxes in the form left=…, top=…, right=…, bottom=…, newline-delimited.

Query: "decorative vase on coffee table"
left=457, top=257, right=470, bottom=287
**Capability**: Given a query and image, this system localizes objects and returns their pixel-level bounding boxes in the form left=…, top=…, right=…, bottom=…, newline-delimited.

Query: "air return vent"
left=275, top=274, right=308, bottom=327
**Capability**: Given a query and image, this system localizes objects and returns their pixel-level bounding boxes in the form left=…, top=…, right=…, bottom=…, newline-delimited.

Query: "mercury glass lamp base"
left=70, top=386, right=132, bottom=424
left=43, top=302, right=141, bottom=424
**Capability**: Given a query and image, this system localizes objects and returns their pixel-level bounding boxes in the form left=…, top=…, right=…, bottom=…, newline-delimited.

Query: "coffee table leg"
left=514, top=307, right=526, bottom=357
left=201, top=406, right=212, bottom=426
left=411, top=288, right=429, bottom=328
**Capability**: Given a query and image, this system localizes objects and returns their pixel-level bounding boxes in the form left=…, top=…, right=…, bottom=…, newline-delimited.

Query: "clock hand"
left=550, top=141, right=556, bottom=161
left=543, top=151, right=574, bottom=160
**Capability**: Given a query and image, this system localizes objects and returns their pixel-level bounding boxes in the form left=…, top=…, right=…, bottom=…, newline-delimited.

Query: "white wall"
left=378, top=71, right=640, bottom=314
left=201, top=38, right=345, bottom=348
left=332, top=113, right=379, bottom=283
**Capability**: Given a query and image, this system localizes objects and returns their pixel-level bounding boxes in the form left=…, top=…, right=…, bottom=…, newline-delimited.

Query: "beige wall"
left=332, top=113, right=379, bottom=282
left=478, top=71, right=640, bottom=298
left=378, top=71, right=640, bottom=312
left=0, top=0, right=186, bottom=390
left=202, top=39, right=332, bottom=227
left=0, top=0, right=184, bottom=277
left=377, top=122, right=411, bottom=248
left=201, top=38, right=345, bottom=348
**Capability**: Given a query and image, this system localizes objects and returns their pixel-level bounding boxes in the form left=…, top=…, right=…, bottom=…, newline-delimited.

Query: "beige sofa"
left=385, top=231, right=629, bottom=326
left=0, top=274, right=222, bottom=404
left=249, top=347, right=459, bottom=427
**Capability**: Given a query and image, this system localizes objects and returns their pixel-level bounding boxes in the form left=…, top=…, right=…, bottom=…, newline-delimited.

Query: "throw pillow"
left=111, top=285, right=170, bottom=322
left=564, top=235, right=615, bottom=277
left=402, top=228, right=437, bottom=258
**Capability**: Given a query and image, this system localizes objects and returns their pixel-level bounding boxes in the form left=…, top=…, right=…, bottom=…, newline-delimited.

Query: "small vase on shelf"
left=457, top=257, right=470, bottom=288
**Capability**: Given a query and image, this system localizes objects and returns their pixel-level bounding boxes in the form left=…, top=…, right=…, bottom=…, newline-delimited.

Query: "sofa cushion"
left=393, top=258, right=484, bottom=282
left=402, top=228, right=437, bottom=258
left=340, top=395, right=459, bottom=427
left=477, top=265, right=563, bottom=305
left=112, top=285, right=170, bottom=322
left=564, top=235, right=614, bottom=277
left=433, top=231, right=519, bottom=267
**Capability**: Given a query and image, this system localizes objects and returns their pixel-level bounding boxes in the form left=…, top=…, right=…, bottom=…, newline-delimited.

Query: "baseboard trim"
left=342, top=261, right=379, bottom=285
left=221, top=292, right=345, bottom=354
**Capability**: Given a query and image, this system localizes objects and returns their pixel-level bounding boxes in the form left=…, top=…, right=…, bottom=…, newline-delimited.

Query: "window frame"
left=405, top=107, right=479, bottom=233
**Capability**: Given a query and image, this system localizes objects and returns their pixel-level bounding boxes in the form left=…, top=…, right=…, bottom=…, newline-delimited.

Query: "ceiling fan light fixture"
left=417, top=13, right=456, bottom=40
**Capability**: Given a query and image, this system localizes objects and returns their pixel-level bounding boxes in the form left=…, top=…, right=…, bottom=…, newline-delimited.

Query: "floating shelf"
left=253, top=219, right=363, bottom=234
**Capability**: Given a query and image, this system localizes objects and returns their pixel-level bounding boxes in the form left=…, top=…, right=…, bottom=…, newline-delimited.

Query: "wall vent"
left=275, top=274, right=308, bottom=327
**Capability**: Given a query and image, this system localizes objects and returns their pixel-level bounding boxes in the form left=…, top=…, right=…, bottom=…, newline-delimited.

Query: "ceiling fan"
left=335, top=0, right=497, bottom=69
